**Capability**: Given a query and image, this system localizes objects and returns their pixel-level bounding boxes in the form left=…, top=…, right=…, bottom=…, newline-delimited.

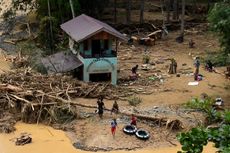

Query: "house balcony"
left=79, top=50, right=117, bottom=59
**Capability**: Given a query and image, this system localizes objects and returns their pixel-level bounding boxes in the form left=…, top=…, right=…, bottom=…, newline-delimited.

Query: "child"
left=111, top=118, right=118, bottom=138
left=130, top=114, right=137, bottom=126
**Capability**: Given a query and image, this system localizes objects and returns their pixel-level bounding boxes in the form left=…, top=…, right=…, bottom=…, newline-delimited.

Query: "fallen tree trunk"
left=31, top=92, right=183, bottom=130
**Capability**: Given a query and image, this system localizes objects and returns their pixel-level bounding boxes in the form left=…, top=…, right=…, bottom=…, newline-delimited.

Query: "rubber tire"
left=135, top=129, right=150, bottom=140
left=123, top=125, right=137, bottom=135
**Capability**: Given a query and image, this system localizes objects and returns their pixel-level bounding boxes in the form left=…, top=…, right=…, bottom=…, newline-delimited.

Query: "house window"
left=83, top=40, right=88, bottom=51
left=104, top=39, right=109, bottom=50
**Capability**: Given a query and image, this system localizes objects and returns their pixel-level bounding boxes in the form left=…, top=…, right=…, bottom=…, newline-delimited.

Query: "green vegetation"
left=177, top=110, right=230, bottom=153
left=208, top=0, right=230, bottom=66
left=184, top=98, right=224, bottom=124
left=179, top=97, right=230, bottom=153
left=177, top=127, right=208, bottom=153
left=2, top=9, right=15, bottom=21
left=184, top=97, right=214, bottom=112
left=128, top=95, right=142, bottom=106
left=38, top=16, right=58, bottom=52
left=11, top=0, right=109, bottom=51
left=142, top=54, right=150, bottom=64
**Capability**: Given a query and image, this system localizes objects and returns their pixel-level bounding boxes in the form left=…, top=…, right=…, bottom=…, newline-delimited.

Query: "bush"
left=2, top=9, right=15, bottom=21
left=128, top=96, right=142, bottom=106
left=33, top=62, right=47, bottom=74
left=177, top=127, right=208, bottom=153
left=38, top=16, right=58, bottom=52
left=184, top=98, right=214, bottom=112
left=205, top=52, right=230, bottom=66
left=208, top=0, right=230, bottom=66
left=143, top=54, right=150, bottom=64
left=177, top=110, right=230, bottom=153
left=184, top=98, right=224, bottom=124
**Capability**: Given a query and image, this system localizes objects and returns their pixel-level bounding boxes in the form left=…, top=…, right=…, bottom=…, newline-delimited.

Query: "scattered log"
left=147, top=29, right=162, bottom=39
left=84, top=83, right=100, bottom=97
left=0, top=84, right=23, bottom=92
left=121, top=111, right=183, bottom=130
left=3, top=39, right=16, bottom=45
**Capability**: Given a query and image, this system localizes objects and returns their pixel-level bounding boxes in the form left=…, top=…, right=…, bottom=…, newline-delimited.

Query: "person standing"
left=131, top=65, right=139, bottom=74
left=194, top=57, right=200, bottom=81
left=111, top=100, right=119, bottom=115
left=130, top=114, right=137, bottom=126
left=97, top=97, right=105, bottom=119
left=111, top=118, right=118, bottom=138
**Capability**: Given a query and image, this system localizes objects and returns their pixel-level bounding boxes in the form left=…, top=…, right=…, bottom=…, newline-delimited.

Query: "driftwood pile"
left=0, top=69, right=143, bottom=124
left=113, top=23, right=162, bottom=46
left=0, top=113, right=16, bottom=133
left=0, top=69, right=183, bottom=131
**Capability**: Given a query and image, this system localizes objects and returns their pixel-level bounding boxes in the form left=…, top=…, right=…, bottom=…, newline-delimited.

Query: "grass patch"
left=128, top=95, right=142, bottom=106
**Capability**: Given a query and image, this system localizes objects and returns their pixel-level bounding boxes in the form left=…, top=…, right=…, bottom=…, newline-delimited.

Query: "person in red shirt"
left=130, top=114, right=137, bottom=126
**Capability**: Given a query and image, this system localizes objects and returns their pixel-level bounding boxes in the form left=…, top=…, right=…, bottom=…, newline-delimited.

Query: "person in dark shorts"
left=131, top=65, right=139, bottom=74
left=111, top=100, right=119, bottom=115
left=97, top=97, right=105, bottom=118
left=194, top=57, right=200, bottom=81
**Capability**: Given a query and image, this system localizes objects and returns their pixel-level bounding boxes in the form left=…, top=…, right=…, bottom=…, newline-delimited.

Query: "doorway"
left=89, top=73, right=111, bottom=82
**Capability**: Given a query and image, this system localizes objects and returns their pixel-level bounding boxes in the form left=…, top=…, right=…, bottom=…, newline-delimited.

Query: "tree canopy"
left=208, top=0, right=230, bottom=65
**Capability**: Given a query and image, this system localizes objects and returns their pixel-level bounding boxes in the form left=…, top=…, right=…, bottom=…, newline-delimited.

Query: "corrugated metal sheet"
left=61, top=14, right=127, bottom=42
left=41, top=51, right=82, bottom=74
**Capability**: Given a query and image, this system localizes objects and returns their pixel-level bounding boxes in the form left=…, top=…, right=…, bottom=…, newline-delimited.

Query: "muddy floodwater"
left=0, top=123, right=217, bottom=153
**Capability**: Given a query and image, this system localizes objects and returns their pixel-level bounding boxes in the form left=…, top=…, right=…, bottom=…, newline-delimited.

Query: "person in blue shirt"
left=111, top=118, right=118, bottom=138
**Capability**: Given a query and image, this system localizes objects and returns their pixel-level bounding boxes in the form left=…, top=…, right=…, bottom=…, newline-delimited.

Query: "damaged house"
left=42, top=14, right=127, bottom=85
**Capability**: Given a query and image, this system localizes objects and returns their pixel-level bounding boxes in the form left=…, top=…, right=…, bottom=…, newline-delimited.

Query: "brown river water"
left=0, top=123, right=217, bottom=153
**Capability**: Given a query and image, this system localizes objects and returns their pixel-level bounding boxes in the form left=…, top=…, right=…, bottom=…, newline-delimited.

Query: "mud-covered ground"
left=65, top=30, right=229, bottom=151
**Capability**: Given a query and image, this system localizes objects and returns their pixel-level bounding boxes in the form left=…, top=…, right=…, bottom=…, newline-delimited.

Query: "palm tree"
left=140, top=0, right=145, bottom=24
left=69, top=0, right=75, bottom=18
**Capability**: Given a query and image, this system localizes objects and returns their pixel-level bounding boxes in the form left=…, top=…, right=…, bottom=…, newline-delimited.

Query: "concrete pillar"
left=111, top=68, right=117, bottom=85
left=83, top=67, right=89, bottom=82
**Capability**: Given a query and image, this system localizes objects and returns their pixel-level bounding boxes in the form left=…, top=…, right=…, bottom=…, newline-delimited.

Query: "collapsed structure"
left=43, top=14, right=127, bottom=85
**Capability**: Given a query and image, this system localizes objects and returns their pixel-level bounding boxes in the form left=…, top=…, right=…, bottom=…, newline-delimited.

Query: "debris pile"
left=15, top=133, right=32, bottom=146
left=0, top=69, right=152, bottom=125
left=0, top=113, right=16, bottom=133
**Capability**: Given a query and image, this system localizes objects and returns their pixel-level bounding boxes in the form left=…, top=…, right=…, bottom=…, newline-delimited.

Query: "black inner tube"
left=138, top=130, right=147, bottom=136
left=126, top=125, right=134, bottom=130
